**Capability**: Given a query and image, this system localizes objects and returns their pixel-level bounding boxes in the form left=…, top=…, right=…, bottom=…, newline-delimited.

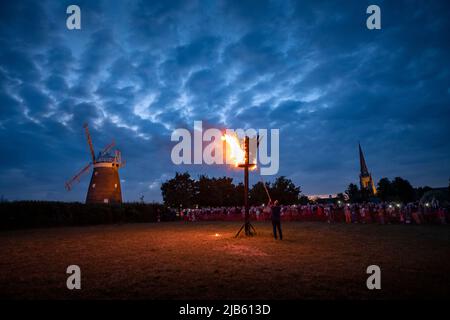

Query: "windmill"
left=65, top=123, right=125, bottom=204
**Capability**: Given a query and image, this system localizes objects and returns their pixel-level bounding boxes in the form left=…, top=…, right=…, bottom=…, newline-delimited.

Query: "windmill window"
left=114, top=184, right=118, bottom=189
left=95, top=171, right=98, bottom=176
left=92, top=184, right=96, bottom=188
left=104, top=198, right=109, bottom=203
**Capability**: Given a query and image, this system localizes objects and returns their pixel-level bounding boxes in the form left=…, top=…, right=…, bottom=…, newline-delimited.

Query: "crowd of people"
left=173, top=200, right=449, bottom=225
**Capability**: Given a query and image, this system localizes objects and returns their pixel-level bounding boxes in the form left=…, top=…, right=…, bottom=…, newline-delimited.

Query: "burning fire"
left=222, top=133, right=245, bottom=167
left=221, top=133, right=256, bottom=169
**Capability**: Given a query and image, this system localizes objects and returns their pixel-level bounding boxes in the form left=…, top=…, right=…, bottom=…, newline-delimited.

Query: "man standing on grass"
left=271, top=200, right=283, bottom=240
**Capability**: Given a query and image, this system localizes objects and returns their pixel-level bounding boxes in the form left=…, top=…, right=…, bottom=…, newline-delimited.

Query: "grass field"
left=0, top=221, right=449, bottom=299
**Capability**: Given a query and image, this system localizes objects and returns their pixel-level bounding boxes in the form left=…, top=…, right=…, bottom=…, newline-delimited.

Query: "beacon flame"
left=221, top=133, right=257, bottom=170
left=222, top=133, right=245, bottom=167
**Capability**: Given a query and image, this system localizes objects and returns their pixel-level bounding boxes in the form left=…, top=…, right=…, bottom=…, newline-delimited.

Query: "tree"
left=160, top=172, right=196, bottom=208
left=249, top=181, right=271, bottom=205
left=160, top=173, right=304, bottom=207
left=377, top=177, right=392, bottom=201
left=216, top=177, right=237, bottom=207
left=270, top=176, right=301, bottom=205
left=195, top=175, right=215, bottom=207
left=391, top=177, right=415, bottom=203
left=345, top=183, right=360, bottom=202
left=194, top=176, right=237, bottom=207
left=298, top=195, right=309, bottom=205
left=376, top=176, right=416, bottom=203
left=233, top=182, right=245, bottom=206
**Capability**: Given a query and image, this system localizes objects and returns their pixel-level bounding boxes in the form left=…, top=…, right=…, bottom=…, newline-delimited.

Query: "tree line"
left=162, top=173, right=450, bottom=207
left=345, top=177, right=449, bottom=203
left=160, top=172, right=308, bottom=208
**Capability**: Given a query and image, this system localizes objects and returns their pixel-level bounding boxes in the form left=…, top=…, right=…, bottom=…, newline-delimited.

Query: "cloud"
left=19, top=84, right=52, bottom=117
left=0, top=0, right=449, bottom=201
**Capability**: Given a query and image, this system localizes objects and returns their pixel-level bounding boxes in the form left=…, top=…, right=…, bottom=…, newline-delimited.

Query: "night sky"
left=0, top=0, right=449, bottom=202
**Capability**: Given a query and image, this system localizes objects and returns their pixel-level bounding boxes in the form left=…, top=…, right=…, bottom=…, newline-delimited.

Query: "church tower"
left=359, top=143, right=377, bottom=196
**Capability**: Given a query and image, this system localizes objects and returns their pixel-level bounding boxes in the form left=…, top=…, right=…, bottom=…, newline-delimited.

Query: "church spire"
left=358, top=143, right=377, bottom=196
left=359, top=143, right=369, bottom=176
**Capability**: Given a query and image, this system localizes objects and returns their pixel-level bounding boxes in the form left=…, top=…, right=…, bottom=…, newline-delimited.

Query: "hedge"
left=0, top=201, right=176, bottom=230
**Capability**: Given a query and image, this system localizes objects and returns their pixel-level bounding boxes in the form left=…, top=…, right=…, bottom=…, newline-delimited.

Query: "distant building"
left=359, top=143, right=377, bottom=196
left=420, top=187, right=449, bottom=206
left=307, top=194, right=338, bottom=200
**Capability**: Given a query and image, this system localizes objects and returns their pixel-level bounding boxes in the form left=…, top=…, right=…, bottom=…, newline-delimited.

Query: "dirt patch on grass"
left=0, top=222, right=449, bottom=299
left=223, top=244, right=269, bottom=257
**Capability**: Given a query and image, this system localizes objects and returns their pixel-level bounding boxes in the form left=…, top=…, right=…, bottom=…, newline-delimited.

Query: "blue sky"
left=0, top=0, right=449, bottom=202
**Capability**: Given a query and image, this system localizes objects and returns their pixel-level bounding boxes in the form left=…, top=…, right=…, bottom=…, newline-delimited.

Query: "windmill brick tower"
left=359, top=143, right=377, bottom=196
left=66, top=123, right=124, bottom=204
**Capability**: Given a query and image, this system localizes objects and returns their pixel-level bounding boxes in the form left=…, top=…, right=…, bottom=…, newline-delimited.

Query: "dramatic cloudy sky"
left=0, top=0, right=449, bottom=202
